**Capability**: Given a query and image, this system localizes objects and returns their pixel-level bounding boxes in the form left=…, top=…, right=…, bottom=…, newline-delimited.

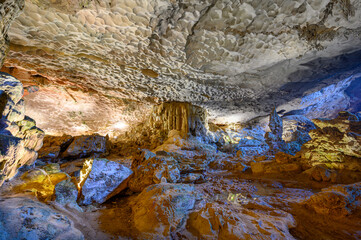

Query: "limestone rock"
left=303, top=164, right=338, bottom=182
left=299, top=111, right=361, bottom=170
left=10, top=163, right=68, bottom=202
left=251, top=157, right=301, bottom=175
left=15, top=116, right=44, bottom=151
left=0, top=73, right=44, bottom=186
left=0, top=197, right=84, bottom=240
left=265, top=107, right=286, bottom=154
left=131, top=183, right=196, bottom=237
left=78, top=158, right=133, bottom=205
left=38, top=134, right=73, bottom=161
left=62, top=134, right=107, bottom=159
left=235, top=138, right=269, bottom=158
left=187, top=202, right=296, bottom=240
left=129, top=150, right=180, bottom=192
left=55, top=178, right=82, bottom=212
left=0, top=0, right=24, bottom=67
left=148, top=102, right=208, bottom=138
left=303, top=182, right=361, bottom=218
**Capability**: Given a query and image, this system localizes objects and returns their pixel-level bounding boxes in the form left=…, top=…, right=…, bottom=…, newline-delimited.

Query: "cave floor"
left=54, top=169, right=361, bottom=240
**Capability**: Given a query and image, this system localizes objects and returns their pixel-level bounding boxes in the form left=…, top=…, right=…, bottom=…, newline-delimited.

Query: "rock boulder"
left=0, top=197, right=84, bottom=240
left=78, top=158, right=133, bottom=205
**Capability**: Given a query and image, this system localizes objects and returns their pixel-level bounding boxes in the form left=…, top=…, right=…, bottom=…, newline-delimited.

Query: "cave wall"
left=0, top=72, right=44, bottom=186
left=0, top=0, right=24, bottom=67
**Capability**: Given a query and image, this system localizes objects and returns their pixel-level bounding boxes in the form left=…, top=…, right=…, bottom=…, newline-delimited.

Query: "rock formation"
left=130, top=183, right=197, bottom=237
left=0, top=72, right=44, bottom=186
left=0, top=0, right=24, bottom=66
left=38, top=134, right=108, bottom=161
left=0, top=1, right=361, bottom=239
left=78, top=158, right=133, bottom=205
left=265, top=107, right=285, bottom=154
left=0, top=197, right=84, bottom=240
left=128, top=150, right=180, bottom=192
left=148, top=102, right=209, bottom=138
left=299, top=111, right=361, bottom=170
left=0, top=0, right=359, bottom=133
left=303, top=182, right=361, bottom=218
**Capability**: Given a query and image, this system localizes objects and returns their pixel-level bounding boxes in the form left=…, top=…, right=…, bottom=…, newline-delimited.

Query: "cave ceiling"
left=2, top=0, right=361, bottom=134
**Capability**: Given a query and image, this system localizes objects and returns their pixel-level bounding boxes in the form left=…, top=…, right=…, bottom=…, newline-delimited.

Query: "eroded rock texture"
left=0, top=197, right=84, bottom=240
left=299, top=111, right=361, bottom=170
left=0, top=0, right=24, bottom=66
left=0, top=0, right=360, bottom=133
left=38, top=134, right=108, bottom=162
left=304, top=182, right=361, bottom=218
left=0, top=72, right=44, bottom=186
left=130, top=183, right=197, bottom=238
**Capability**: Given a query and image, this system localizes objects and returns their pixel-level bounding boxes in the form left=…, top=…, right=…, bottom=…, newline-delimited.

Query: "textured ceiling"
left=2, top=0, right=361, bottom=134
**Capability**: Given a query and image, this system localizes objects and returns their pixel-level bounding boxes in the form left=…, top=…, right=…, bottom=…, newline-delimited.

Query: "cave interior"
left=1, top=0, right=361, bottom=239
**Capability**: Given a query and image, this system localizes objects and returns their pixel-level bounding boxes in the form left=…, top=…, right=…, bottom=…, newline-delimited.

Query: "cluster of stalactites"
left=148, top=102, right=209, bottom=137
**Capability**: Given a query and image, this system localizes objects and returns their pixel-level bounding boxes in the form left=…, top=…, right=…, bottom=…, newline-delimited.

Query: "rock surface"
left=303, top=182, right=361, bottom=218
left=299, top=111, right=361, bottom=170
left=0, top=72, right=44, bottom=186
left=37, top=134, right=73, bottom=161
left=0, top=197, right=84, bottom=240
left=0, top=0, right=24, bottom=66
left=131, top=183, right=197, bottom=237
left=148, top=102, right=209, bottom=138
left=187, top=202, right=296, bottom=240
left=128, top=150, right=180, bottom=192
left=78, top=158, right=133, bottom=205
left=2, top=0, right=361, bottom=134
left=62, top=134, right=108, bottom=159
left=55, top=178, right=82, bottom=211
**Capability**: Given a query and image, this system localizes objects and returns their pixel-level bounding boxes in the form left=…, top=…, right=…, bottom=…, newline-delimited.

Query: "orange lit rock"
left=131, top=183, right=197, bottom=237
left=303, top=182, right=361, bottom=218
left=187, top=202, right=296, bottom=240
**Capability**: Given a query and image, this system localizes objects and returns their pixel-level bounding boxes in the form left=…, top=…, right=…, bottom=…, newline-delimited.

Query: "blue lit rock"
left=55, top=178, right=82, bottom=212
left=0, top=197, right=84, bottom=240
left=79, top=158, right=133, bottom=205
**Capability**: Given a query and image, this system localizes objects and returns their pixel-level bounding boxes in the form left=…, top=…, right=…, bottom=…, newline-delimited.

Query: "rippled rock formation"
left=0, top=0, right=24, bottom=66
left=0, top=0, right=359, bottom=132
